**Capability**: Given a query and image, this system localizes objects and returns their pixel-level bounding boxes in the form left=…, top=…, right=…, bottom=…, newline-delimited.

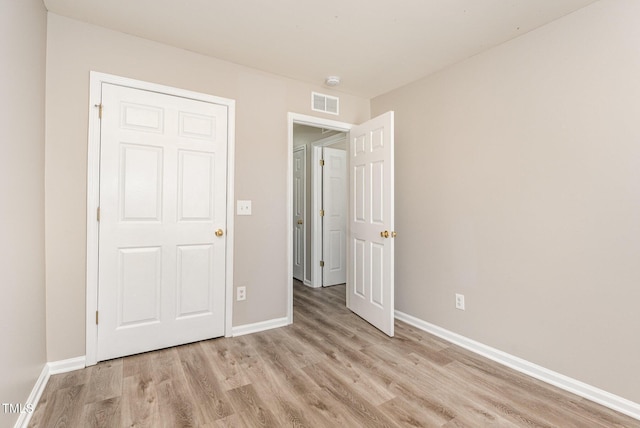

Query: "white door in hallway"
left=347, top=111, right=395, bottom=337
left=97, top=83, right=228, bottom=361
left=322, top=147, right=347, bottom=287
left=293, top=146, right=306, bottom=281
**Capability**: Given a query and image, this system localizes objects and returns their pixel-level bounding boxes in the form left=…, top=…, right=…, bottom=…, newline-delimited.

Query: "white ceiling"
left=43, top=0, right=598, bottom=98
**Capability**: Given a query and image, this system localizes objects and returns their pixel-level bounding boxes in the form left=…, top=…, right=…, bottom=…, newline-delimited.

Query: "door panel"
left=98, top=83, right=227, bottom=361
left=347, top=111, right=395, bottom=337
left=176, top=244, right=214, bottom=317
left=354, top=238, right=366, bottom=296
left=322, top=147, right=347, bottom=286
left=293, top=146, right=306, bottom=281
left=120, top=144, right=163, bottom=221
left=354, top=165, right=366, bottom=221
left=118, top=247, right=161, bottom=326
left=178, top=151, right=214, bottom=221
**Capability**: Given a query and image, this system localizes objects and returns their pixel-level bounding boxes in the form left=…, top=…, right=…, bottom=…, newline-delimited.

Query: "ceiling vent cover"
left=312, top=92, right=339, bottom=115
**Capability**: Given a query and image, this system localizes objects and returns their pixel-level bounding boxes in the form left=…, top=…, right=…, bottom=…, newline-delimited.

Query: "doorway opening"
left=287, top=113, right=353, bottom=323
left=292, top=124, right=348, bottom=288
left=287, top=111, right=396, bottom=337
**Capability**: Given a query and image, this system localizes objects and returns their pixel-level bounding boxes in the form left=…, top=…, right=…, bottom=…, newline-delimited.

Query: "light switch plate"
left=237, top=200, right=252, bottom=216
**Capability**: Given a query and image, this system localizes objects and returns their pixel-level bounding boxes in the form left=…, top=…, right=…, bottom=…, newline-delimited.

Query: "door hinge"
left=320, top=209, right=325, bottom=217
left=320, top=159, right=325, bottom=166
left=97, top=206, right=100, bottom=222
left=95, top=311, right=99, bottom=325
left=95, top=103, right=103, bottom=119
left=320, top=260, right=325, bottom=267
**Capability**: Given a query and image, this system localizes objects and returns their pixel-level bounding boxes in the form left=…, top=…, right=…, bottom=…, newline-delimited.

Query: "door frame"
left=86, top=72, right=236, bottom=366
left=311, top=134, right=347, bottom=288
left=287, top=113, right=352, bottom=323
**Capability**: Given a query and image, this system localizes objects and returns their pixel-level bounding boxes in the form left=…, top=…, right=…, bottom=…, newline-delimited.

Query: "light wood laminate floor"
left=29, top=281, right=639, bottom=427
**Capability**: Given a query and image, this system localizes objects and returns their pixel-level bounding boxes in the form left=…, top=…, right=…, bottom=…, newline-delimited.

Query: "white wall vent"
left=311, top=92, right=339, bottom=115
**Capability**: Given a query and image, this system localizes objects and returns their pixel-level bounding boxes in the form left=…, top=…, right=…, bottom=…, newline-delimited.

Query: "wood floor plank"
left=298, top=389, right=373, bottom=427
left=426, top=346, right=583, bottom=425
left=30, top=281, right=640, bottom=428
left=37, top=384, right=88, bottom=428
left=29, top=367, right=93, bottom=427
left=29, top=364, right=95, bottom=426
left=120, top=347, right=159, bottom=427
left=199, top=336, right=253, bottom=391
left=226, top=384, right=279, bottom=427
left=235, top=350, right=323, bottom=428
left=81, top=396, right=121, bottom=428
left=302, top=362, right=400, bottom=427
left=290, top=321, right=396, bottom=406
left=242, top=334, right=318, bottom=399
left=120, top=374, right=159, bottom=428
left=155, top=379, right=203, bottom=428
left=442, top=410, right=521, bottom=428
left=204, top=412, right=244, bottom=427
left=84, top=359, right=123, bottom=404
left=262, top=324, right=326, bottom=368
left=153, top=347, right=205, bottom=427
left=378, top=395, right=461, bottom=428
left=150, top=347, right=181, bottom=385
left=444, top=357, right=621, bottom=428
left=48, top=366, right=93, bottom=391
left=261, top=393, right=319, bottom=428
left=122, top=350, right=154, bottom=378
left=359, top=343, right=493, bottom=424
left=394, top=321, right=452, bottom=352
left=177, top=342, right=234, bottom=422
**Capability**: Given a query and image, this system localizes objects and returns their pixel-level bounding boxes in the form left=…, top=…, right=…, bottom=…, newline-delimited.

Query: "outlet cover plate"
left=237, top=200, right=252, bottom=216
left=455, top=293, right=465, bottom=310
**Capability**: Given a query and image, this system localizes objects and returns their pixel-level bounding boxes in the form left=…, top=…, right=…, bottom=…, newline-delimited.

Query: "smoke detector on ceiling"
left=325, top=76, right=341, bottom=87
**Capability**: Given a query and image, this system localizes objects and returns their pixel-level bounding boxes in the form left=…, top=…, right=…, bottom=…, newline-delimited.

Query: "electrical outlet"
left=237, top=200, right=252, bottom=216
left=237, top=286, right=246, bottom=301
left=455, top=293, right=465, bottom=310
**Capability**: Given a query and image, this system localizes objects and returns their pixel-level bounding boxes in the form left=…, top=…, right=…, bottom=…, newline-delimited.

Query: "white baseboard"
left=232, top=316, right=290, bottom=337
left=13, top=364, right=50, bottom=428
left=395, top=310, right=640, bottom=421
left=48, top=356, right=86, bottom=375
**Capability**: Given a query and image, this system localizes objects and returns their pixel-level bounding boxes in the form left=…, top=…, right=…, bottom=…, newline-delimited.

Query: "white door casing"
left=322, top=147, right=347, bottom=286
left=347, top=111, right=395, bottom=337
left=293, top=146, right=306, bottom=281
left=96, top=82, right=229, bottom=361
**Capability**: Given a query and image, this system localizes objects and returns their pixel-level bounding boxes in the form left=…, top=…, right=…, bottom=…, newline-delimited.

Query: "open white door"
left=322, top=147, right=347, bottom=286
left=347, top=111, right=395, bottom=337
left=97, top=83, right=228, bottom=361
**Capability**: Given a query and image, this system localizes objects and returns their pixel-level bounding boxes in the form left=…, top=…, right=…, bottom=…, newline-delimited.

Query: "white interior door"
left=347, top=111, right=395, bottom=337
left=97, top=83, right=228, bottom=361
left=293, top=146, right=306, bottom=281
left=322, top=147, right=347, bottom=286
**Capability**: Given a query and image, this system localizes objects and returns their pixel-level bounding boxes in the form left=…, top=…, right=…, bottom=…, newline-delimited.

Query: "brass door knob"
left=215, top=229, right=224, bottom=237
left=380, top=230, right=389, bottom=238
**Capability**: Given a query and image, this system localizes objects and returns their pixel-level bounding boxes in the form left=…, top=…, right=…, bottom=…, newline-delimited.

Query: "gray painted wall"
left=372, top=0, right=640, bottom=404
left=0, top=1, right=48, bottom=426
